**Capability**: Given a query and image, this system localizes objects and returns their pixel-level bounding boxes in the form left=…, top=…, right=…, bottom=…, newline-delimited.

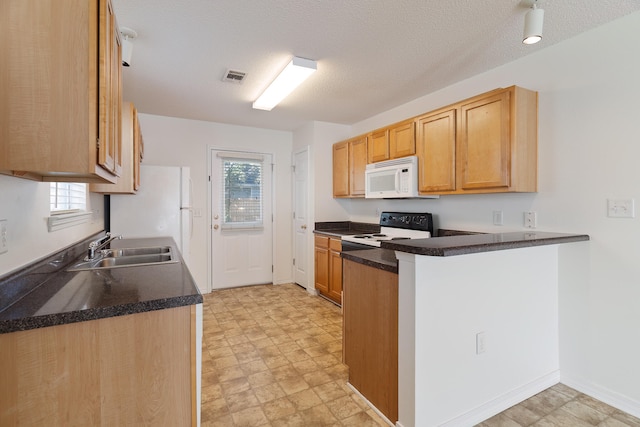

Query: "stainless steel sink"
left=67, top=246, right=178, bottom=271
left=102, top=246, right=172, bottom=258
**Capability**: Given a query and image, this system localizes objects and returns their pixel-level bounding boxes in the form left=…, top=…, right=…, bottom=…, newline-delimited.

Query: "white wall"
left=136, top=114, right=294, bottom=292
left=0, top=175, right=104, bottom=276
left=293, top=121, right=351, bottom=221
left=319, top=11, right=640, bottom=416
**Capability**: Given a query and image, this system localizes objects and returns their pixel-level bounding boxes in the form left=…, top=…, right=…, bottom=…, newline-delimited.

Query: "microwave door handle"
left=395, top=169, right=401, bottom=193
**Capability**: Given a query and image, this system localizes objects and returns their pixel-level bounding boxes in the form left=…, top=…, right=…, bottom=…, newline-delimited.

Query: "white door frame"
left=206, top=146, right=276, bottom=292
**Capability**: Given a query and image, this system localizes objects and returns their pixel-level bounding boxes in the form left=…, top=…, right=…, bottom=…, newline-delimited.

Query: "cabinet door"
left=417, top=109, right=456, bottom=193
left=133, top=109, right=142, bottom=191
left=389, top=120, right=415, bottom=159
left=98, top=0, right=122, bottom=176
left=458, top=90, right=511, bottom=190
left=367, top=129, right=390, bottom=163
left=314, top=237, right=330, bottom=294
left=349, top=136, right=367, bottom=196
left=328, top=239, right=343, bottom=304
left=332, top=141, right=349, bottom=197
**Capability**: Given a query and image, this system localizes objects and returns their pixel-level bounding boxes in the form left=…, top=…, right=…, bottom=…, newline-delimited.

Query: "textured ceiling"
left=112, top=0, right=640, bottom=131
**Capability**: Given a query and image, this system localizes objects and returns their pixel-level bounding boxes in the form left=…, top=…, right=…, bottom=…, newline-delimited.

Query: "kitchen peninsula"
left=343, top=231, right=589, bottom=427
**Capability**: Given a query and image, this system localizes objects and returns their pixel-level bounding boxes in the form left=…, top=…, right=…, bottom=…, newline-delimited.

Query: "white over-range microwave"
left=365, top=155, right=438, bottom=199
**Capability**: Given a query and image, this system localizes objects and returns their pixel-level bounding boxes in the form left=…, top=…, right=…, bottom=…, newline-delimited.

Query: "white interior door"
left=210, top=150, right=273, bottom=289
left=293, top=149, right=309, bottom=289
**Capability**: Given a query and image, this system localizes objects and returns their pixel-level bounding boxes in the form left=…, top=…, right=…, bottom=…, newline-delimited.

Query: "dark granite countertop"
left=0, top=235, right=202, bottom=334
left=314, top=221, right=379, bottom=238
left=380, top=231, right=589, bottom=256
left=341, top=249, right=398, bottom=274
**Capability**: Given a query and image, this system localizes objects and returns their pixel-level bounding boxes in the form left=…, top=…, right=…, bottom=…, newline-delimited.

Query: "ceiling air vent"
left=223, top=69, right=247, bottom=84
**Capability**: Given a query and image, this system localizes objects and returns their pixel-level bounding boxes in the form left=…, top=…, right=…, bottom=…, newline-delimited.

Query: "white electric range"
left=341, top=212, right=433, bottom=249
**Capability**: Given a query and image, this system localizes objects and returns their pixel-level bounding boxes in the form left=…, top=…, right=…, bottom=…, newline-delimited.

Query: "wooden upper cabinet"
left=389, top=119, right=416, bottom=159
left=457, top=86, right=537, bottom=193
left=349, top=136, right=367, bottom=196
left=333, top=135, right=367, bottom=198
left=458, top=90, right=511, bottom=190
left=368, top=120, right=415, bottom=163
left=416, top=109, right=456, bottom=193
left=91, top=102, right=143, bottom=194
left=333, top=141, right=350, bottom=197
left=0, top=0, right=122, bottom=183
left=367, top=129, right=390, bottom=163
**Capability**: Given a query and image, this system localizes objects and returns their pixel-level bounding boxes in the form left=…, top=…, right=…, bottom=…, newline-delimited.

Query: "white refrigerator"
left=110, top=165, right=192, bottom=263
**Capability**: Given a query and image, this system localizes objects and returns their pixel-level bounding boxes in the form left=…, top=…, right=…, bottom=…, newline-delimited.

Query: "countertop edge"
left=341, top=249, right=399, bottom=274
left=380, top=232, right=590, bottom=256
left=0, top=295, right=202, bottom=334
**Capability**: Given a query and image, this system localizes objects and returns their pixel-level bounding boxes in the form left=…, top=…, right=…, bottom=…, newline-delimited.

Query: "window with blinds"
left=50, top=183, right=87, bottom=213
left=221, top=158, right=263, bottom=229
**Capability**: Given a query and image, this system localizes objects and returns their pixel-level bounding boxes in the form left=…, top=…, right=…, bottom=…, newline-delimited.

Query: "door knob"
left=301, top=225, right=307, bottom=229
left=213, top=224, right=219, bottom=230
left=214, top=214, right=219, bottom=220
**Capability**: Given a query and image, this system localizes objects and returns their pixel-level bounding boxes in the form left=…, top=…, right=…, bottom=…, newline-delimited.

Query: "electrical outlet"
left=607, top=198, right=635, bottom=218
left=476, top=332, right=486, bottom=354
left=524, top=211, right=537, bottom=228
left=493, top=210, right=503, bottom=226
left=0, top=219, right=8, bottom=254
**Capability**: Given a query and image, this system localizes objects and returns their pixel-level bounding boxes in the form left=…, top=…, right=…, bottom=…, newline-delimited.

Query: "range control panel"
left=379, top=212, right=434, bottom=234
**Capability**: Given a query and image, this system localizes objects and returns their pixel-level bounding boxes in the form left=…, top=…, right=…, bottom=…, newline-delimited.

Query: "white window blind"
left=50, top=183, right=87, bottom=212
left=221, top=158, right=263, bottom=229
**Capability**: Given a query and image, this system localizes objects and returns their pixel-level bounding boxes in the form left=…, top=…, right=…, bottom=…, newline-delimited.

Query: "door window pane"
left=222, top=159, right=263, bottom=229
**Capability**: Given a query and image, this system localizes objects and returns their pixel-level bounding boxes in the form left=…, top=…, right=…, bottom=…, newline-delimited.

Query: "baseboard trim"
left=440, top=371, right=560, bottom=427
left=561, top=375, right=640, bottom=419
left=346, top=382, right=394, bottom=427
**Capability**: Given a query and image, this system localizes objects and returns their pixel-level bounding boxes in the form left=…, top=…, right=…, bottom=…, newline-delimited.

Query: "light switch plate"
left=0, top=219, right=8, bottom=254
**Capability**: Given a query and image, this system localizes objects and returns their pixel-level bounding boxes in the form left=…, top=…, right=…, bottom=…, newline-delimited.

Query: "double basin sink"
left=68, top=245, right=178, bottom=271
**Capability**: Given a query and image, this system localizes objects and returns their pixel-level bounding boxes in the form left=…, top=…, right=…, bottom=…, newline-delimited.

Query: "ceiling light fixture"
left=120, top=27, right=138, bottom=67
left=523, top=1, right=544, bottom=45
left=252, top=56, right=317, bottom=111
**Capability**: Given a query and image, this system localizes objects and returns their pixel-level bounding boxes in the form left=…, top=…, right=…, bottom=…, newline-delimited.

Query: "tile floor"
left=200, top=283, right=640, bottom=427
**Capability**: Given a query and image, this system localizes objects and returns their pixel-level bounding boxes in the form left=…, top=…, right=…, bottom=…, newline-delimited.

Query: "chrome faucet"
left=86, top=232, right=122, bottom=261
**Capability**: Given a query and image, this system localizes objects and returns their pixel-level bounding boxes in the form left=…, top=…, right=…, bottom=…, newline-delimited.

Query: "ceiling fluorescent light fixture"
left=523, top=1, right=544, bottom=45
left=252, top=56, right=317, bottom=111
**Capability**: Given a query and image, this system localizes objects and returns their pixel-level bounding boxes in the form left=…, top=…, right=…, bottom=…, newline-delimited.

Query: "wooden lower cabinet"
left=343, top=259, right=398, bottom=422
left=0, top=305, right=197, bottom=426
left=314, top=234, right=342, bottom=305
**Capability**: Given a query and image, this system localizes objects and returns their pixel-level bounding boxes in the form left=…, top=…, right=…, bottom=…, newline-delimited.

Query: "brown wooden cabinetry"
left=333, top=135, right=367, bottom=198
left=0, top=0, right=122, bottom=183
left=416, top=108, right=457, bottom=193
left=457, top=87, right=537, bottom=193
left=343, top=259, right=398, bottom=422
left=416, top=86, right=537, bottom=195
left=367, top=119, right=415, bottom=164
left=0, top=306, right=197, bottom=426
left=367, top=129, right=390, bottom=163
left=92, top=102, right=144, bottom=194
left=314, top=235, right=342, bottom=305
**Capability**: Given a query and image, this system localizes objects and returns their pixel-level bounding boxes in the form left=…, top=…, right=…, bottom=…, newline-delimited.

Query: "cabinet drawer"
left=329, top=238, right=342, bottom=252
left=315, top=235, right=330, bottom=249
